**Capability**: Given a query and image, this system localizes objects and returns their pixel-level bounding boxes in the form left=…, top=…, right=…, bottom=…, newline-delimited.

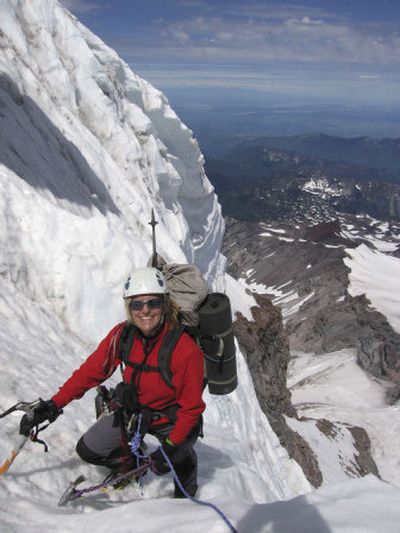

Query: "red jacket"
left=52, top=322, right=206, bottom=445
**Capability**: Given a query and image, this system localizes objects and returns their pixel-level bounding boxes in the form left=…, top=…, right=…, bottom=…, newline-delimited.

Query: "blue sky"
left=60, top=1, right=400, bottom=138
left=61, top=0, right=400, bottom=105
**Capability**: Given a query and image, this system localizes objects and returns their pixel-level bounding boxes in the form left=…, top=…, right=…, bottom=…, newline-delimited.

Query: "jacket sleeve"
left=168, top=337, right=206, bottom=445
left=51, top=324, right=123, bottom=409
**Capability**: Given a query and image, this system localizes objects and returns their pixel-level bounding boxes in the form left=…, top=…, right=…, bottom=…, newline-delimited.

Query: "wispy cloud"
left=60, top=0, right=111, bottom=14
left=286, top=16, right=324, bottom=25
left=65, top=1, right=399, bottom=69
left=133, top=60, right=400, bottom=107
left=191, top=2, right=343, bottom=26
left=173, top=0, right=207, bottom=6
left=62, top=0, right=400, bottom=105
left=152, top=10, right=400, bottom=67
left=357, top=75, right=381, bottom=80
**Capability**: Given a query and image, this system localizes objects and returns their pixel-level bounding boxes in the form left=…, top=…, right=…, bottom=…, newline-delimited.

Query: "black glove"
left=114, top=381, right=139, bottom=415
left=150, top=438, right=178, bottom=476
left=19, top=399, right=62, bottom=436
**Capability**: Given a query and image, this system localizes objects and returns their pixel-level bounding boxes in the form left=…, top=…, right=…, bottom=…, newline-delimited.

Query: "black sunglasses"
left=128, top=298, right=164, bottom=311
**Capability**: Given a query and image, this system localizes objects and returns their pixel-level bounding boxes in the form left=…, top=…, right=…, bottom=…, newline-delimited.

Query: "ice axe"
left=0, top=399, right=53, bottom=475
left=149, top=209, right=158, bottom=268
left=0, top=433, right=30, bottom=475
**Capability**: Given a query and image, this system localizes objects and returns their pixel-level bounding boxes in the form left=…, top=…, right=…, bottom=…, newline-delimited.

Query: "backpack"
left=119, top=261, right=237, bottom=396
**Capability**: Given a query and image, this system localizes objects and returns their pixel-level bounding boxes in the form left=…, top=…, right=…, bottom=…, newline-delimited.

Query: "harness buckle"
left=126, top=413, right=139, bottom=435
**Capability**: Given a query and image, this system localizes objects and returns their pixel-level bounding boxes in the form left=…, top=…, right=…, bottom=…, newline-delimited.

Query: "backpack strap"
left=118, top=322, right=136, bottom=365
left=157, top=324, right=186, bottom=388
left=117, top=322, right=186, bottom=389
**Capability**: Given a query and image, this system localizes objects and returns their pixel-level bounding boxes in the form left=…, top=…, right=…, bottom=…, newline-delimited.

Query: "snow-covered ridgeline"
left=0, top=0, right=224, bottom=340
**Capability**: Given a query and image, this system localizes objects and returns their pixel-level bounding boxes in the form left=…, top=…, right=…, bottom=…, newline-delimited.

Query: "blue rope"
left=129, top=414, right=143, bottom=460
left=129, top=414, right=147, bottom=483
left=159, top=446, right=239, bottom=533
left=130, top=422, right=238, bottom=532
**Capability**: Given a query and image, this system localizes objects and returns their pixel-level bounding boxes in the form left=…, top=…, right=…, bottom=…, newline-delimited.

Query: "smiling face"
left=129, top=294, right=165, bottom=337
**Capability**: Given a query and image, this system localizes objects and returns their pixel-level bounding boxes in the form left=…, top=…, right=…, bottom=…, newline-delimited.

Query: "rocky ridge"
left=224, top=212, right=400, bottom=486
left=225, top=215, right=400, bottom=384
left=233, top=294, right=323, bottom=487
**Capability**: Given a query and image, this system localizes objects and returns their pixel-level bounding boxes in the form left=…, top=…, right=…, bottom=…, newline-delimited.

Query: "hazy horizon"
left=62, top=0, right=400, bottom=141
left=161, top=86, right=400, bottom=144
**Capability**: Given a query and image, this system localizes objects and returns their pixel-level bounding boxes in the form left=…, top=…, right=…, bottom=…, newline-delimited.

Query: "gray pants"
left=76, top=411, right=199, bottom=497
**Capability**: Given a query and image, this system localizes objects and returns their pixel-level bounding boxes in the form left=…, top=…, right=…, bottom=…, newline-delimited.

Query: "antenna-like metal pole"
left=149, top=209, right=158, bottom=267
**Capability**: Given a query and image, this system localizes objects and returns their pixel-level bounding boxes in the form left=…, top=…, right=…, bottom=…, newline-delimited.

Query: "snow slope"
left=0, top=0, right=225, bottom=342
left=1, top=1, right=400, bottom=532
left=344, top=243, right=400, bottom=334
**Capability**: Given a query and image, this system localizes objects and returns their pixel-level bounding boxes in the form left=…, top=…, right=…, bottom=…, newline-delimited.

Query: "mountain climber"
left=19, top=267, right=206, bottom=498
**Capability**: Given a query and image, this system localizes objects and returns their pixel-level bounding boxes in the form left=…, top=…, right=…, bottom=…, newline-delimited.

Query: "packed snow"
left=302, top=178, right=343, bottom=198
left=345, top=244, right=400, bottom=333
left=289, top=347, right=400, bottom=488
left=1, top=1, right=400, bottom=532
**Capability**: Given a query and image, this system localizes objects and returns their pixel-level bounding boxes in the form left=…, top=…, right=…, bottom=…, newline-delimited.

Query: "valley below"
left=211, top=133, right=400, bottom=487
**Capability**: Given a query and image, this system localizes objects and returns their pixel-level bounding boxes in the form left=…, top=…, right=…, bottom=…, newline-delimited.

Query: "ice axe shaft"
left=0, top=399, right=40, bottom=475
left=149, top=209, right=158, bottom=267
left=0, top=435, right=29, bottom=476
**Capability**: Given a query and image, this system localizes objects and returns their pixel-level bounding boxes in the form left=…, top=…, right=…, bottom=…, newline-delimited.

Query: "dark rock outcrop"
left=347, top=425, right=380, bottom=478
left=233, top=294, right=323, bottom=487
left=387, top=384, right=400, bottom=405
left=233, top=293, right=381, bottom=486
left=355, top=299, right=400, bottom=383
left=314, top=419, right=380, bottom=478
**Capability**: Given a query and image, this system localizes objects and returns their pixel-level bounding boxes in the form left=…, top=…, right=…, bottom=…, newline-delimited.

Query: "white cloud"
left=357, top=75, right=381, bottom=79
left=169, top=29, right=190, bottom=42
left=286, top=16, right=324, bottom=26
left=155, top=13, right=400, bottom=67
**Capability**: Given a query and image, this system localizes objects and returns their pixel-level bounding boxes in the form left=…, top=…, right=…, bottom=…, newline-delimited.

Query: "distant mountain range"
left=227, top=134, right=400, bottom=173
left=206, top=133, right=400, bottom=223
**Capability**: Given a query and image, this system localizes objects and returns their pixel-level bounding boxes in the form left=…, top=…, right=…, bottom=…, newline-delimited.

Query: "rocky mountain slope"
left=225, top=215, right=400, bottom=383
left=216, top=138, right=400, bottom=487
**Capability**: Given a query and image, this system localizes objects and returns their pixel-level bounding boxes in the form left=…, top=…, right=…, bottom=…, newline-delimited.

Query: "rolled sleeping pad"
left=198, top=293, right=237, bottom=395
left=200, top=330, right=237, bottom=395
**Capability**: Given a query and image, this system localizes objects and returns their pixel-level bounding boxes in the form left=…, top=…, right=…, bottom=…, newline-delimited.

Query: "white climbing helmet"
left=123, top=267, right=168, bottom=298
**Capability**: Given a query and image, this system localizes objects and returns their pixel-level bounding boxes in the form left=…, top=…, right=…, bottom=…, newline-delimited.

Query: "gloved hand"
left=19, top=399, right=62, bottom=436
left=114, top=382, right=127, bottom=406
left=150, top=438, right=177, bottom=476
left=114, top=381, right=139, bottom=415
